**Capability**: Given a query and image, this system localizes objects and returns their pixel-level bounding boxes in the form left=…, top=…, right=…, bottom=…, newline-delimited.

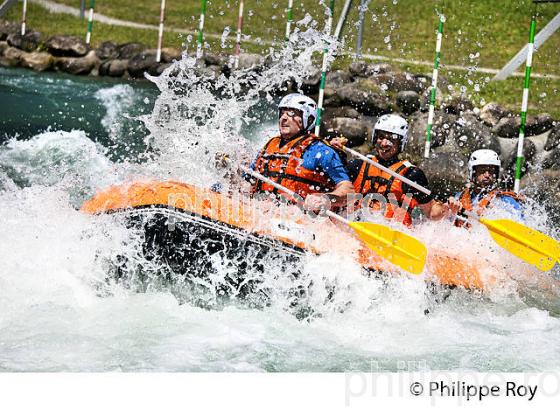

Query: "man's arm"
left=304, top=143, right=355, bottom=210
left=402, top=167, right=452, bottom=221
left=327, top=180, right=356, bottom=207
left=417, top=200, right=451, bottom=221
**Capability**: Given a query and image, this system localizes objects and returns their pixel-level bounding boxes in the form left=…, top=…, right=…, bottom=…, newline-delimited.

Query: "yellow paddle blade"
left=481, top=218, right=560, bottom=271
left=349, top=221, right=427, bottom=275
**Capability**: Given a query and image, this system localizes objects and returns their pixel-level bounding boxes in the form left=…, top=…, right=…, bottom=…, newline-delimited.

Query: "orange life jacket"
left=455, top=187, right=520, bottom=228
left=353, top=156, right=419, bottom=226
left=252, top=134, right=336, bottom=200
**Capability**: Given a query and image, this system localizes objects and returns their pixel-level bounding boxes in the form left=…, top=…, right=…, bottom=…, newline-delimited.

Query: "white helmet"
left=468, top=149, right=501, bottom=180
left=278, top=93, right=318, bottom=133
left=372, top=114, right=409, bottom=150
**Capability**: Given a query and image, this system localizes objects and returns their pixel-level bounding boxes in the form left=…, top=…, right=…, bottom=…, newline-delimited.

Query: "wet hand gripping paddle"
left=240, top=166, right=427, bottom=275
left=342, top=146, right=560, bottom=271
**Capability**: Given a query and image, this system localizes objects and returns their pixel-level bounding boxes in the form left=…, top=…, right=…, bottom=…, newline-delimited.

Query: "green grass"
left=44, top=0, right=560, bottom=73
left=3, top=0, right=560, bottom=117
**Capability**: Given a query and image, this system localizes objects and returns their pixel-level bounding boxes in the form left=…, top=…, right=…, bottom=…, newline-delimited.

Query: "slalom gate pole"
left=514, top=10, right=538, bottom=193
left=21, top=0, right=27, bottom=35
left=197, top=0, right=208, bottom=59
left=285, top=0, right=294, bottom=43
left=234, top=0, right=245, bottom=68
left=80, top=0, right=85, bottom=20
left=85, top=0, right=95, bottom=45
left=156, top=0, right=166, bottom=63
left=424, top=14, right=445, bottom=158
left=356, top=0, right=367, bottom=58
left=314, top=0, right=335, bottom=137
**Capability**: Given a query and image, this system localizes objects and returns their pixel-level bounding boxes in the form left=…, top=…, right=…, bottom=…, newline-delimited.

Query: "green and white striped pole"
left=197, top=0, right=207, bottom=59
left=285, top=0, right=294, bottom=43
left=234, top=0, right=245, bottom=68
left=21, top=0, right=27, bottom=35
left=424, top=14, right=445, bottom=158
left=314, top=0, right=335, bottom=137
left=85, top=0, right=95, bottom=45
left=156, top=0, right=166, bottom=63
left=514, top=13, right=537, bottom=193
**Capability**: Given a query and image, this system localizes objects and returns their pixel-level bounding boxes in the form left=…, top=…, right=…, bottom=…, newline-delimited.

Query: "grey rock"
left=161, top=47, right=182, bottom=63
left=325, top=70, right=352, bottom=88
left=0, top=40, right=8, bottom=55
left=333, top=80, right=392, bottom=116
left=324, top=117, right=372, bottom=146
left=95, top=41, right=118, bottom=60
left=443, top=95, right=474, bottom=115
left=45, top=35, right=89, bottom=57
left=542, top=147, right=560, bottom=170
left=152, top=62, right=172, bottom=76
left=348, top=61, right=369, bottom=77
left=0, top=20, right=19, bottom=41
left=127, top=50, right=158, bottom=78
left=451, top=113, right=499, bottom=155
left=396, top=90, right=420, bottom=115
left=370, top=72, right=428, bottom=93
left=348, top=62, right=392, bottom=78
left=322, top=106, right=361, bottom=122
left=98, top=59, right=110, bottom=76
left=500, top=137, right=537, bottom=184
left=544, top=123, right=560, bottom=151
left=203, top=52, right=225, bottom=67
left=55, top=50, right=98, bottom=75
left=20, top=51, right=53, bottom=71
left=194, top=65, right=220, bottom=79
left=302, top=68, right=321, bottom=94
left=0, top=46, right=23, bottom=67
left=418, top=152, right=470, bottom=197
left=405, top=111, right=458, bottom=157
left=479, top=102, right=511, bottom=127
left=117, top=42, right=146, bottom=59
left=368, top=63, right=393, bottom=75
left=99, top=58, right=128, bottom=77
left=236, top=53, right=263, bottom=70
left=7, top=31, right=41, bottom=52
left=492, top=114, right=555, bottom=139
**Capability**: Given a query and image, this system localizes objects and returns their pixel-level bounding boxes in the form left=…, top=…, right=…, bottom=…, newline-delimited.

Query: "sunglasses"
left=374, top=130, right=401, bottom=143
left=279, top=109, right=302, bottom=118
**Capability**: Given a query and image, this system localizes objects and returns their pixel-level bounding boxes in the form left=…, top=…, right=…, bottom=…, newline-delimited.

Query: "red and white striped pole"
left=234, top=0, right=245, bottom=69
left=21, top=0, right=28, bottom=35
left=156, top=0, right=166, bottom=63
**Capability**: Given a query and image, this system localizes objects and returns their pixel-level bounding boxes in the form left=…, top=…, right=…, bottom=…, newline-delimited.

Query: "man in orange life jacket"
left=331, top=114, right=452, bottom=226
left=249, top=93, right=355, bottom=211
left=447, top=149, right=522, bottom=226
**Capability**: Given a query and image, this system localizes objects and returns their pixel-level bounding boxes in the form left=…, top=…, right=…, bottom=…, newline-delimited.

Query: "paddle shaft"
left=343, top=147, right=432, bottom=195
left=240, top=165, right=424, bottom=264
left=240, top=166, right=347, bottom=225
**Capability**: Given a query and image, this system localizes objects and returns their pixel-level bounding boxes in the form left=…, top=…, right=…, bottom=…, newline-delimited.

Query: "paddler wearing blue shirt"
left=248, top=93, right=354, bottom=211
left=331, top=114, right=453, bottom=226
left=447, top=149, right=522, bottom=227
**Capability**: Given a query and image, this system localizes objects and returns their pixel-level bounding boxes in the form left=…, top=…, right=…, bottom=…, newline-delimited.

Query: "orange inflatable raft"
left=81, top=180, right=489, bottom=290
